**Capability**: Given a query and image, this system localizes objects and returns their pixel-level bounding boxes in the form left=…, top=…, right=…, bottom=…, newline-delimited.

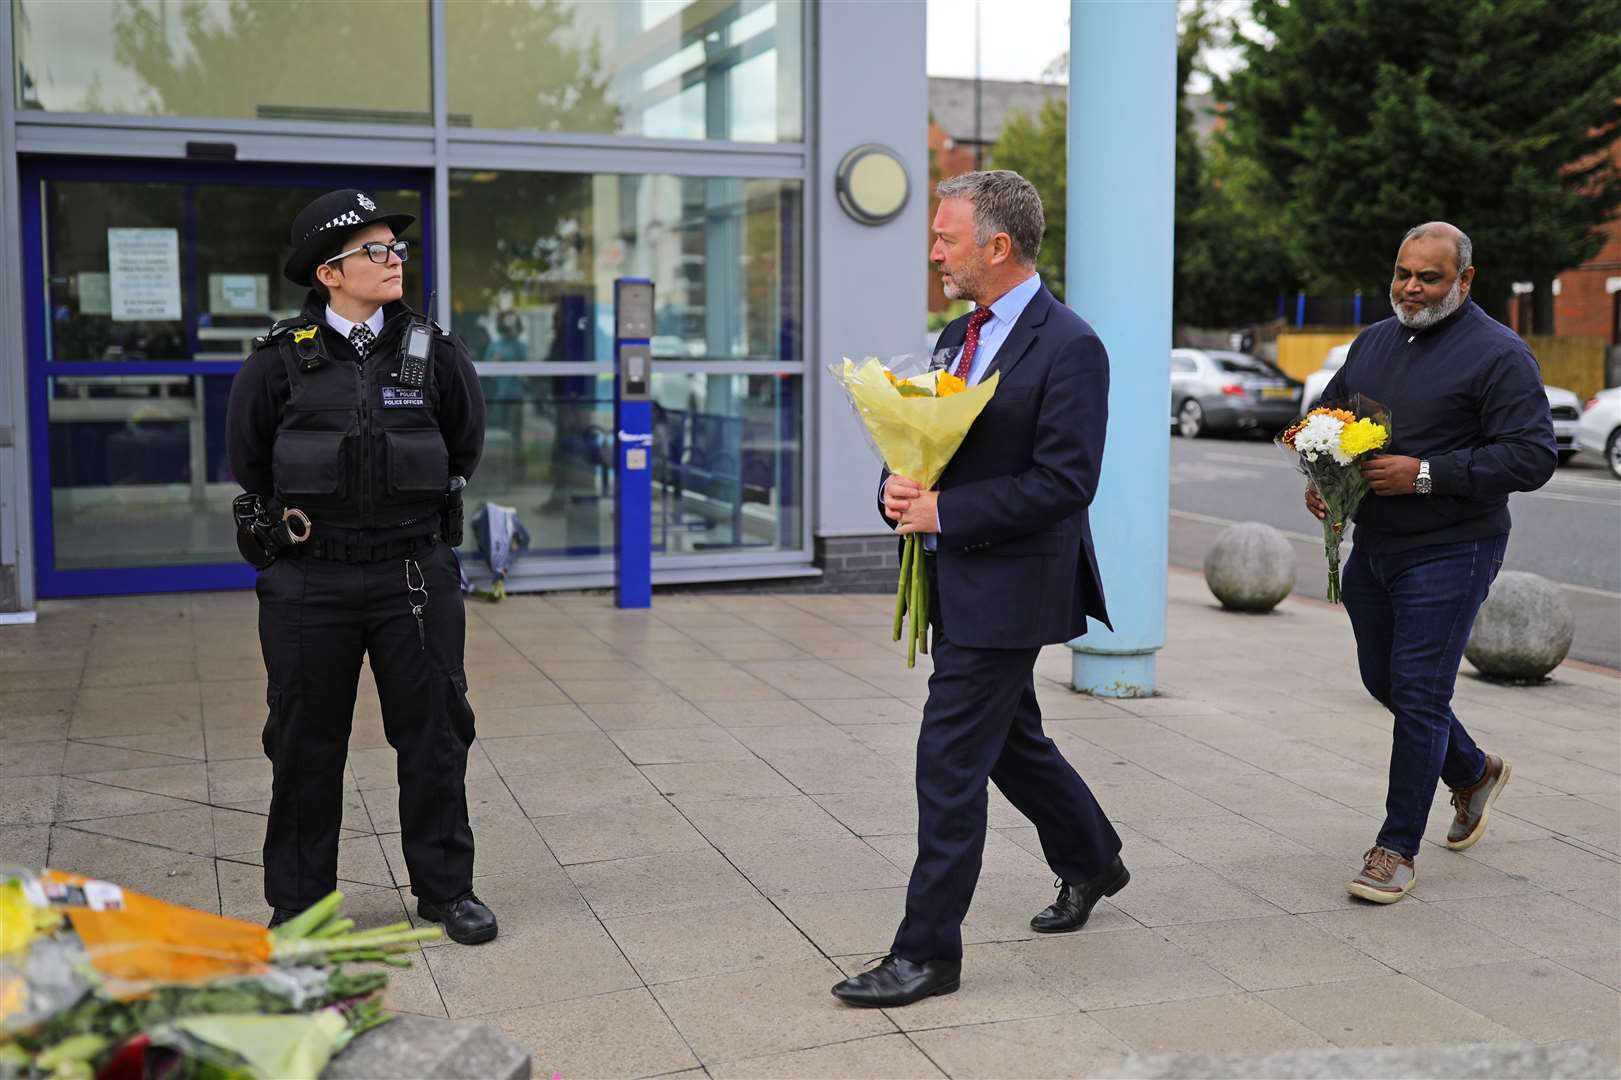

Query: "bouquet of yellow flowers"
left=1278, top=395, right=1392, bottom=602
left=830, top=357, right=999, bottom=665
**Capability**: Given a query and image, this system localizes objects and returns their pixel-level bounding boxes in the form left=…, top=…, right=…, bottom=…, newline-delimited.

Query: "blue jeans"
left=1340, top=534, right=1506, bottom=858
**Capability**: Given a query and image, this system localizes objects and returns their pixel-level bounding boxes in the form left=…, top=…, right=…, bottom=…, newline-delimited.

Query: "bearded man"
left=1306, top=222, right=1556, bottom=904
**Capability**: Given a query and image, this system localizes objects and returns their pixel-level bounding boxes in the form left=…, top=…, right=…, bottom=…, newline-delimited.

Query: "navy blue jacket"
left=1322, top=299, right=1557, bottom=553
left=880, top=285, right=1111, bottom=648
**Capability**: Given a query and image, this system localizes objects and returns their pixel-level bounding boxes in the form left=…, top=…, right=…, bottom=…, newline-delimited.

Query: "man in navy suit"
left=831, top=171, right=1128, bottom=1008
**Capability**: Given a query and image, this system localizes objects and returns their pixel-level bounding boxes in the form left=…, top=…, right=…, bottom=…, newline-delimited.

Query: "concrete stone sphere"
left=1465, top=570, right=1574, bottom=682
left=1203, top=522, right=1296, bottom=612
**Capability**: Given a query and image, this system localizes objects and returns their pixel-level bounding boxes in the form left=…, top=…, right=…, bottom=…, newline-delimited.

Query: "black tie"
left=349, top=323, right=375, bottom=358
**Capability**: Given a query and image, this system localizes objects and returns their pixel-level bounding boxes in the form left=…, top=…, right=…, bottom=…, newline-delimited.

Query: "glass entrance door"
left=22, top=159, right=432, bottom=596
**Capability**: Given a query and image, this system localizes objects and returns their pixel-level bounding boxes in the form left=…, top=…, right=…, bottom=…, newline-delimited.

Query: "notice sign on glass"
left=107, top=227, right=182, bottom=321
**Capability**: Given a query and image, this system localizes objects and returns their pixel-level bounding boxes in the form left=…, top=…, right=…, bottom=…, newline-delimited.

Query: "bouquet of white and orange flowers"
left=830, top=356, right=999, bottom=666
left=1278, top=396, right=1392, bottom=602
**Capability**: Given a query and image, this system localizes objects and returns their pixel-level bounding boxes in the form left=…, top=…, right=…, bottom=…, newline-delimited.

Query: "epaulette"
left=252, top=316, right=320, bottom=350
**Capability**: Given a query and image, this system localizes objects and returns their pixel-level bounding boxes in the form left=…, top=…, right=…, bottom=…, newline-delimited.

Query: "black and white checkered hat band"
left=303, top=209, right=365, bottom=241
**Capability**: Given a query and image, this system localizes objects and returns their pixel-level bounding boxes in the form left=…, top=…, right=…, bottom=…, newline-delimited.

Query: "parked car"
left=1546, top=385, right=1583, bottom=465
left=1300, top=343, right=1350, bottom=414
left=1576, top=386, right=1621, bottom=480
left=1169, top=349, right=1302, bottom=438
left=1300, top=344, right=1582, bottom=465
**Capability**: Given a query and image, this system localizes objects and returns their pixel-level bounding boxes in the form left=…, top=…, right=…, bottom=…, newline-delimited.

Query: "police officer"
left=226, top=189, right=495, bottom=944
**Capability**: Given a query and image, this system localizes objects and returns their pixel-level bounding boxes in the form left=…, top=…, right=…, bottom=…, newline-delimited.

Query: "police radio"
left=399, top=322, right=431, bottom=388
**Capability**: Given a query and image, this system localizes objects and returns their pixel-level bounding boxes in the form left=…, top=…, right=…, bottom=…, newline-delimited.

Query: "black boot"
left=830, top=955, right=961, bottom=1007
left=417, top=893, right=498, bottom=945
left=1030, top=856, right=1130, bottom=933
left=267, top=906, right=303, bottom=930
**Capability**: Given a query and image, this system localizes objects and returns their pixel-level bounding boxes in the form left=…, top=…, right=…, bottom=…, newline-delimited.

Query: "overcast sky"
left=926, top=0, right=1255, bottom=92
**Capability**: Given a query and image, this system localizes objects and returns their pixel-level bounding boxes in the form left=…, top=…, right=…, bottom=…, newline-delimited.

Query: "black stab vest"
left=267, top=317, right=450, bottom=531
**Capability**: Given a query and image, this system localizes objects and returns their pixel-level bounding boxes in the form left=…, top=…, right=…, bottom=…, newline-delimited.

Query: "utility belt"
left=291, top=530, right=439, bottom=564
left=234, top=479, right=464, bottom=568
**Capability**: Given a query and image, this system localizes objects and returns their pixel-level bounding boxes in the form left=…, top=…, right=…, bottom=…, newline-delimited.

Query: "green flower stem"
left=270, top=890, right=343, bottom=942
left=893, top=534, right=913, bottom=642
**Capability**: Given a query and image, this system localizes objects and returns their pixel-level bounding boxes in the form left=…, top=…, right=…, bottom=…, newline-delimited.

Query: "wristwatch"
left=1414, top=460, right=1433, bottom=495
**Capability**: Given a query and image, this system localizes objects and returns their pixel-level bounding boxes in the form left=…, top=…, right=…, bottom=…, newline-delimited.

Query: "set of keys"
left=404, top=558, right=429, bottom=650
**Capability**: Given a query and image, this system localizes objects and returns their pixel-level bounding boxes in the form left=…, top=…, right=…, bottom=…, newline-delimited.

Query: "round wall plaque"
left=835, top=144, right=910, bottom=226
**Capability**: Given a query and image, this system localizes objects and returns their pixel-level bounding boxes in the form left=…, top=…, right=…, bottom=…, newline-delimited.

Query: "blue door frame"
left=22, top=157, right=434, bottom=597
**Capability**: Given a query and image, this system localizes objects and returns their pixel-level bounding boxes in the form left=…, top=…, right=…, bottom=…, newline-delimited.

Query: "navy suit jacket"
left=880, top=284, right=1111, bottom=649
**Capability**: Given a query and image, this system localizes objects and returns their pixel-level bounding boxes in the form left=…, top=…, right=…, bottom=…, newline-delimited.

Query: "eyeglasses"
left=325, top=239, right=409, bottom=267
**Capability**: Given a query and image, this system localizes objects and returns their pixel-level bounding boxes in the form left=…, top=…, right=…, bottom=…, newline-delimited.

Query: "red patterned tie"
left=953, top=307, right=994, bottom=381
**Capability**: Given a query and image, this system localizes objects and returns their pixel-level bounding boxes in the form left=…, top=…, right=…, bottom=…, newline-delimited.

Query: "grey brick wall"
left=811, top=534, right=904, bottom=593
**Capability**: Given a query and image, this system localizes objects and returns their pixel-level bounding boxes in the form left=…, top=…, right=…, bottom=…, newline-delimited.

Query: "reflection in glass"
left=44, top=180, right=425, bottom=362
left=445, top=0, right=802, bottom=142
left=461, top=374, right=800, bottom=561
left=47, top=375, right=238, bottom=569
left=14, top=0, right=429, bottom=121
left=449, top=171, right=801, bottom=364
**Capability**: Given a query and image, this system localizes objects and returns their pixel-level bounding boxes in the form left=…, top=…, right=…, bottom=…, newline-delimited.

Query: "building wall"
left=0, top=1, right=933, bottom=604
left=1555, top=140, right=1621, bottom=345
left=812, top=0, right=928, bottom=541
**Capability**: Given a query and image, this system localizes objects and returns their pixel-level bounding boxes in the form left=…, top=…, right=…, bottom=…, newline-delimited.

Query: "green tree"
left=1221, top=0, right=1621, bottom=327
left=1175, top=2, right=1305, bottom=328
left=990, top=95, right=1069, bottom=302
left=993, top=5, right=1296, bottom=324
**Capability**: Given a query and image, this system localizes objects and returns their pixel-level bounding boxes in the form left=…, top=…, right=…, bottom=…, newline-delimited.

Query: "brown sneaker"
left=1347, top=846, right=1416, bottom=903
left=1446, top=754, right=1511, bottom=851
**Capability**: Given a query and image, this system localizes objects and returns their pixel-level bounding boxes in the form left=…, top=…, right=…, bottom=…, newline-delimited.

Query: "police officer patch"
left=380, top=386, right=425, bottom=408
left=357, top=193, right=377, bottom=212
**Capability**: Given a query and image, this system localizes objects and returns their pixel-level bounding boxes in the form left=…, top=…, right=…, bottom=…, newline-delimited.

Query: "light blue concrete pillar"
left=1066, top=1, right=1176, bottom=697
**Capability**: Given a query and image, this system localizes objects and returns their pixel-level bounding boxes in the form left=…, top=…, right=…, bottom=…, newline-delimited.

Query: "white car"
left=1300, top=343, right=1349, bottom=414
left=1576, top=387, right=1621, bottom=480
left=1302, top=343, right=1583, bottom=465
left=1545, top=385, right=1583, bottom=465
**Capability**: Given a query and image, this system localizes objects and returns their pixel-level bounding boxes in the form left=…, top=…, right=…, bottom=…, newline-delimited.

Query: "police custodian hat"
left=283, top=189, right=416, bottom=287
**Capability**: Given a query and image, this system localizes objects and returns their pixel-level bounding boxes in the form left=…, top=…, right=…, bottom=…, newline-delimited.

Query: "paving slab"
left=1090, top=992, right=1331, bottom=1055
left=9, top=577, right=1616, bottom=1078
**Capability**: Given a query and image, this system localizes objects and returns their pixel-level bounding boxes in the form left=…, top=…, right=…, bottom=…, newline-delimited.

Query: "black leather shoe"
left=417, top=893, right=498, bottom=945
left=830, top=954, right=961, bottom=1008
left=1030, top=856, right=1130, bottom=933
left=267, top=906, right=302, bottom=930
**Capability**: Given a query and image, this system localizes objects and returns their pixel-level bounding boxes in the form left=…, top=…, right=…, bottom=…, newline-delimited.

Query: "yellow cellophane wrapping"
left=833, top=358, right=999, bottom=486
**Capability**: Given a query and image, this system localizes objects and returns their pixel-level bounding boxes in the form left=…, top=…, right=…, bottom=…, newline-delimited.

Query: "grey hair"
left=936, top=170, right=1044, bottom=265
left=1401, top=223, right=1473, bottom=276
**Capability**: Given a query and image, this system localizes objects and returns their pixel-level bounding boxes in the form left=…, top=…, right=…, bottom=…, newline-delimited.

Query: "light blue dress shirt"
left=957, top=272, right=1042, bottom=389
left=910, top=273, right=1043, bottom=548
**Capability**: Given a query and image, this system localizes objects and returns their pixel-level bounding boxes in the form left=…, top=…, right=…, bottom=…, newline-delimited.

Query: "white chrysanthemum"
left=1295, top=414, right=1351, bottom=465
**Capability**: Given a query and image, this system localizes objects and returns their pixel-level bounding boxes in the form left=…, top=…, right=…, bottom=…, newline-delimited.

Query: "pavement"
left=2, top=571, right=1618, bottom=1079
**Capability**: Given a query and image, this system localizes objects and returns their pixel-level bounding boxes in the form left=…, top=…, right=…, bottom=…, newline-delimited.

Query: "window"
left=14, top=0, right=430, bottom=123
left=445, top=0, right=803, bottom=142
left=1216, top=355, right=1281, bottom=377
left=449, top=168, right=804, bottom=561
left=448, top=171, right=800, bottom=364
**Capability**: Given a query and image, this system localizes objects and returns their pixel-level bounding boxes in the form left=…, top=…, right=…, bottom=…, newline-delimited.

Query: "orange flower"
left=1308, top=407, right=1356, bottom=425
left=935, top=371, right=967, bottom=397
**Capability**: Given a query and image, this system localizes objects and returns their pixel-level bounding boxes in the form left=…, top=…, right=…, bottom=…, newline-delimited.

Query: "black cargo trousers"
left=256, top=540, right=475, bottom=910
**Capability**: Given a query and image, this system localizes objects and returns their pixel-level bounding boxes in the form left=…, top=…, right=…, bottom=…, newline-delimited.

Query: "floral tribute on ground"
left=2, top=868, right=438, bottom=1079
